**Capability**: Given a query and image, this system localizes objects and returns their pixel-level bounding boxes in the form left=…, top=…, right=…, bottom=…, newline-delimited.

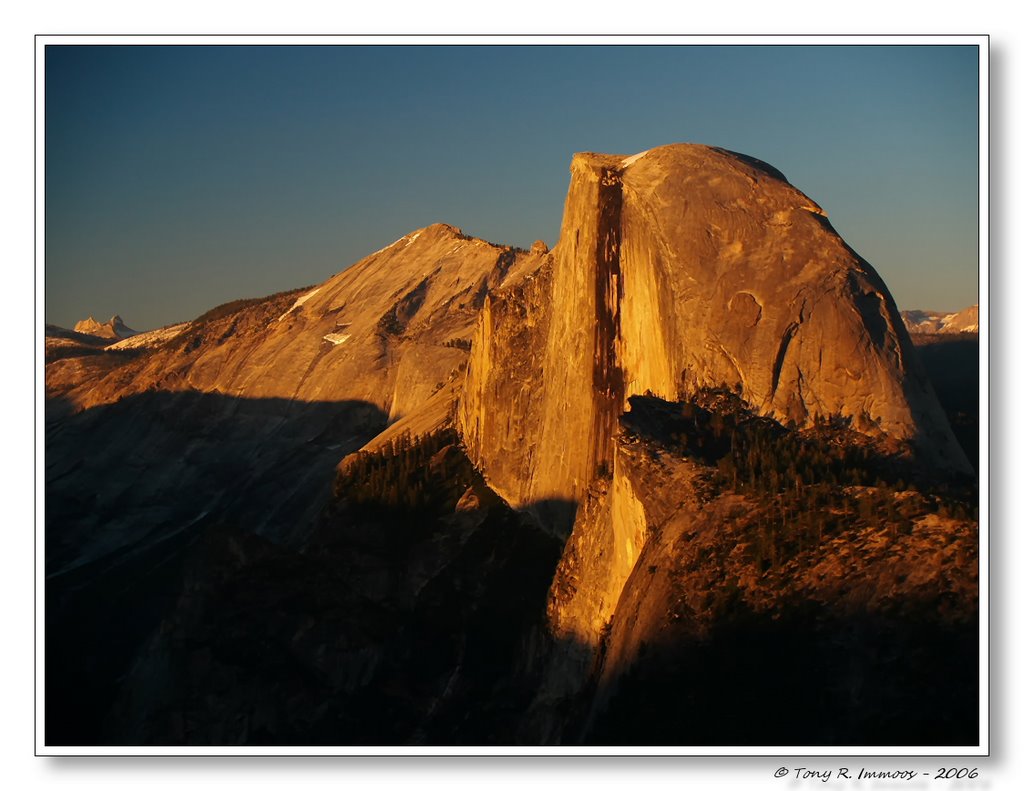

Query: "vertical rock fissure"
left=592, top=168, right=625, bottom=478
left=770, top=322, right=800, bottom=399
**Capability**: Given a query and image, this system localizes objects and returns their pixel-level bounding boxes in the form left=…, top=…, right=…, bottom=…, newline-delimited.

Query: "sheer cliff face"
left=460, top=144, right=968, bottom=513
left=615, top=145, right=956, bottom=455
left=459, top=143, right=971, bottom=660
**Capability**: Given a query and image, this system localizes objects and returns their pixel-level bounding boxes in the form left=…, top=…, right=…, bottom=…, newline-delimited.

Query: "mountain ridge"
left=901, top=304, right=979, bottom=334
left=72, top=314, right=138, bottom=340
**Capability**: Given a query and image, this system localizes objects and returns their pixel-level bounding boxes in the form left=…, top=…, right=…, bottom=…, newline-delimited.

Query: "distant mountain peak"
left=73, top=314, right=138, bottom=340
left=901, top=304, right=979, bottom=335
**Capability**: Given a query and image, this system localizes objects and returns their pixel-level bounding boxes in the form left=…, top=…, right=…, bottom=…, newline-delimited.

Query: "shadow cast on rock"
left=65, top=494, right=578, bottom=747
left=583, top=597, right=979, bottom=747
left=45, top=390, right=388, bottom=747
left=45, top=388, right=582, bottom=747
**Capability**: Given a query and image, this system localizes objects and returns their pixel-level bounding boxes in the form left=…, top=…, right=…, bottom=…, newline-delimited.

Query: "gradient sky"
left=45, top=44, right=980, bottom=331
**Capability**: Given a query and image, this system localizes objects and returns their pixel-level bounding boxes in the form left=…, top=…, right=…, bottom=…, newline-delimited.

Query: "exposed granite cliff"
left=457, top=145, right=974, bottom=738
left=461, top=146, right=967, bottom=509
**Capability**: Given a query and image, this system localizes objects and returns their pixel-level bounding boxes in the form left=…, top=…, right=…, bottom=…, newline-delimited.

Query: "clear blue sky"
left=45, top=44, right=980, bottom=330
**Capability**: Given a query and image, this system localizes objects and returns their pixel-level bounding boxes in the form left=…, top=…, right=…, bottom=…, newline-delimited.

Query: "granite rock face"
left=461, top=145, right=968, bottom=515
left=56, top=224, right=541, bottom=419
left=458, top=145, right=973, bottom=716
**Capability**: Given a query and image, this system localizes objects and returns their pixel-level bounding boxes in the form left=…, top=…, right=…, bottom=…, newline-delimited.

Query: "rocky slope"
left=44, top=324, right=110, bottom=362
left=105, top=322, right=192, bottom=351
left=45, top=144, right=978, bottom=747
left=582, top=393, right=977, bottom=745
left=50, top=225, right=541, bottom=419
left=47, top=224, right=545, bottom=554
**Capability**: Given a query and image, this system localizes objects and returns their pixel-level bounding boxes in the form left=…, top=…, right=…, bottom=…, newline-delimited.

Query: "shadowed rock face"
left=45, top=226, right=550, bottom=745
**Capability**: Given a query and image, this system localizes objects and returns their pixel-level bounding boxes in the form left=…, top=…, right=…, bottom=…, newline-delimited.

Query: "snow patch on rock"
left=278, top=288, right=321, bottom=321
left=621, top=150, right=649, bottom=168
